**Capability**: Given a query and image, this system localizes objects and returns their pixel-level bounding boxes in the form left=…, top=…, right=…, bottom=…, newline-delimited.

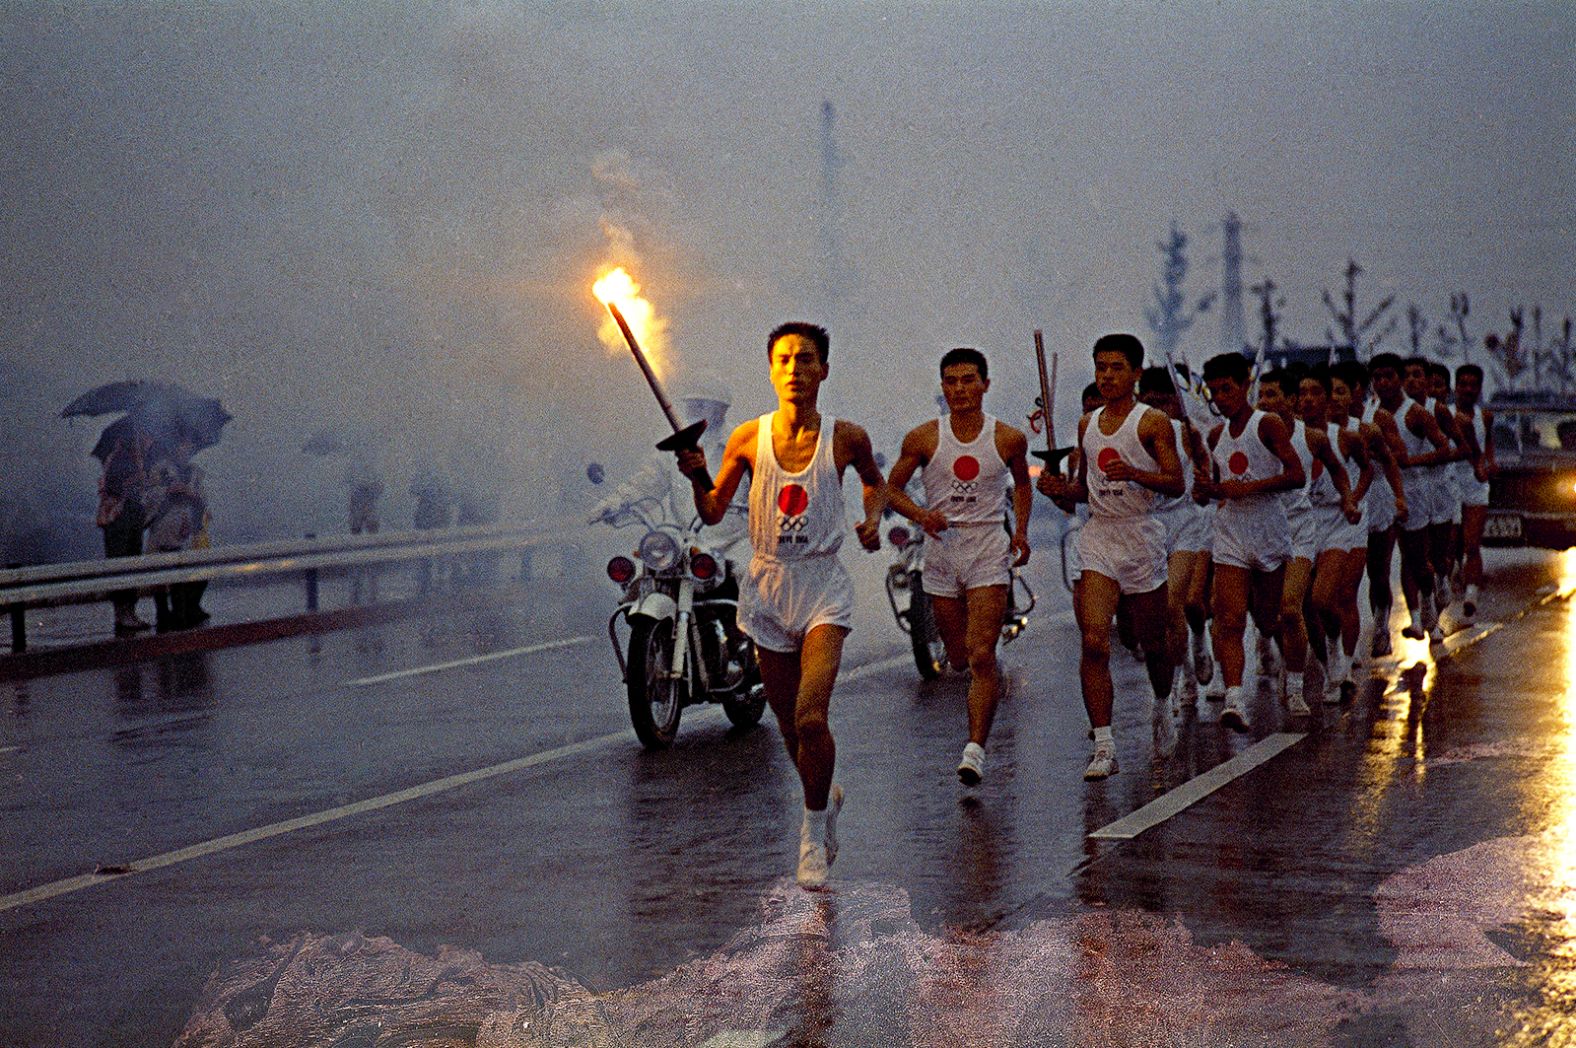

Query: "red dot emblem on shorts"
left=953, top=455, right=980, bottom=481
left=778, top=484, right=809, bottom=516
left=1228, top=451, right=1249, bottom=476
left=1096, top=448, right=1121, bottom=474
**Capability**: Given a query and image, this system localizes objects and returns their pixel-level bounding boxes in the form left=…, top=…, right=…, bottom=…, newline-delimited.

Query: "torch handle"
left=1029, top=329, right=1072, bottom=470
left=607, top=302, right=683, bottom=433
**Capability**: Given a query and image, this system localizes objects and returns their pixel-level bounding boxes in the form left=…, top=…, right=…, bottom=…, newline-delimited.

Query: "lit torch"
left=592, top=267, right=712, bottom=486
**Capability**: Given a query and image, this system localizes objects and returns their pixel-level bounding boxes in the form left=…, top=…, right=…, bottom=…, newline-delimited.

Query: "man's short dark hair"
left=1081, top=381, right=1102, bottom=403
left=1332, top=360, right=1369, bottom=390
left=1403, top=355, right=1430, bottom=374
left=1092, top=332, right=1145, bottom=368
left=1369, top=352, right=1404, bottom=376
left=1426, top=361, right=1451, bottom=383
left=1203, top=352, right=1251, bottom=384
left=940, top=346, right=988, bottom=380
left=767, top=322, right=830, bottom=365
left=1263, top=367, right=1298, bottom=397
left=1302, top=365, right=1332, bottom=395
left=1138, top=366, right=1176, bottom=395
left=1456, top=363, right=1484, bottom=384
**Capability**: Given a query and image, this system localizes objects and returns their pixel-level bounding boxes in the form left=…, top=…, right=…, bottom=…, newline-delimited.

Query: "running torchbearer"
left=1453, top=363, right=1495, bottom=624
left=885, top=347, right=1034, bottom=787
left=1196, top=351, right=1304, bottom=732
left=1037, top=334, right=1183, bottom=780
left=675, top=322, right=886, bottom=890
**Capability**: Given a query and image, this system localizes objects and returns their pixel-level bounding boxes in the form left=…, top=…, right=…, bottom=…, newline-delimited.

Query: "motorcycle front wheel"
left=907, top=569, right=946, bottom=679
left=626, top=618, right=686, bottom=749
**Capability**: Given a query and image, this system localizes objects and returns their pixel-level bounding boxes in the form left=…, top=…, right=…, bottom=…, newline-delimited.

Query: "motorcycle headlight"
left=638, top=530, right=682, bottom=572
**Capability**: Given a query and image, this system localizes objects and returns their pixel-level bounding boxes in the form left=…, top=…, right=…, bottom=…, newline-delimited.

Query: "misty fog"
left=3, top=1, right=1570, bottom=563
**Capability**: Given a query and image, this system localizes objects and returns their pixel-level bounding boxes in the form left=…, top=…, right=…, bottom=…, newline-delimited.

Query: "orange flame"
left=592, top=266, right=668, bottom=380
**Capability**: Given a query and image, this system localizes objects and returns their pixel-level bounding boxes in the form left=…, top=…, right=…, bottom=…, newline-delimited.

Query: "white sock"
left=1093, top=726, right=1114, bottom=746
left=803, top=806, right=827, bottom=844
left=1286, top=670, right=1303, bottom=696
left=1466, top=584, right=1479, bottom=600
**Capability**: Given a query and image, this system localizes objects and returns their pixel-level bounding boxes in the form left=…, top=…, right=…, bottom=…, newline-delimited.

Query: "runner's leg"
left=929, top=593, right=970, bottom=672
left=1078, top=572, right=1122, bottom=730
left=1211, top=564, right=1252, bottom=690
left=758, top=625, right=846, bottom=811
left=962, top=584, right=1009, bottom=744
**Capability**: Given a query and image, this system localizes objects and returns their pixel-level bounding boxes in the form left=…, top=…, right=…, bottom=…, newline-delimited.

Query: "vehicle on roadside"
left=591, top=495, right=765, bottom=748
left=1484, top=392, right=1576, bottom=550
left=882, top=523, right=1033, bottom=679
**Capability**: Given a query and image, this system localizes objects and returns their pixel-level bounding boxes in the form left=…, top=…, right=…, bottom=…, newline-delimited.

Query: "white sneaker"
left=1287, top=691, right=1311, bottom=717
left=1256, top=634, right=1280, bottom=677
left=797, top=841, right=829, bottom=889
left=957, top=743, right=985, bottom=787
left=1205, top=672, right=1227, bottom=701
left=1429, top=623, right=1445, bottom=644
left=824, top=784, right=844, bottom=866
left=1462, top=584, right=1479, bottom=623
left=1084, top=743, right=1119, bottom=780
left=1193, top=635, right=1214, bottom=685
left=1222, top=687, right=1251, bottom=732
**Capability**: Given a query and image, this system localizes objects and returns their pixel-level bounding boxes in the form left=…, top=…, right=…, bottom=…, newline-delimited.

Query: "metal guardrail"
left=1, top=519, right=580, bottom=653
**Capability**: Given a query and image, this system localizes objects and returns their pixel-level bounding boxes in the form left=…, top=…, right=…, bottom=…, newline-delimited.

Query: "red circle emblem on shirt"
left=1096, top=448, right=1121, bottom=474
left=778, top=484, right=809, bottom=516
left=1228, top=451, right=1250, bottom=476
left=953, top=455, right=980, bottom=481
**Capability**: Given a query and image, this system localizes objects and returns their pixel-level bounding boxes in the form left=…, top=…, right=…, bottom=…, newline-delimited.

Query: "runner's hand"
left=675, top=448, right=708, bottom=482
left=1102, top=456, right=1139, bottom=483
left=916, top=508, right=949, bottom=538
left=854, top=516, right=882, bottom=552
left=1037, top=472, right=1071, bottom=500
left=1011, top=532, right=1031, bottom=567
left=1343, top=493, right=1361, bottom=525
left=1394, top=496, right=1409, bottom=525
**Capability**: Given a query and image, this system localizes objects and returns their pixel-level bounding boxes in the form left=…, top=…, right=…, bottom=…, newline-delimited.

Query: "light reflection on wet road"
left=5, top=549, right=1576, bottom=1045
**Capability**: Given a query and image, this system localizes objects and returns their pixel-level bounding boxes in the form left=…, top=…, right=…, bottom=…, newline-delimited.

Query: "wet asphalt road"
left=4, top=546, right=1576, bottom=1046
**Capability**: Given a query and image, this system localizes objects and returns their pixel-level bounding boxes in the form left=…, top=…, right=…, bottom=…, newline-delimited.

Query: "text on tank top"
left=1212, top=410, right=1283, bottom=511
left=1082, top=404, right=1160, bottom=519
left=748, top=412, right=846, bottom=560
left=921, top=414, right=1009, bottom=525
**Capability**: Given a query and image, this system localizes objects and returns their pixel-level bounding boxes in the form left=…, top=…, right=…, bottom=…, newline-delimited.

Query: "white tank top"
left=1082, top=404, right=1160, bottom=519
left=1398, top=398, right=1432, bottom=474
left=922, top=413, right=1009, bottom=525
left=1212, top=410, right=1283, bottom=512
left=1309, top=422, right=1345, bottom=507
left=1280, top=419, right=1313, bottom=515
left=1153, top=418, right=1195, bottom=512
left=1455, top=407, right=1486, bottom=483
left=748, top=412, right=845, bottom=560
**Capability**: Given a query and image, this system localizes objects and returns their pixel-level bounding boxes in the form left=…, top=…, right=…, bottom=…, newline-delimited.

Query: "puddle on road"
left=172, top=827, right=1576, bottom=1048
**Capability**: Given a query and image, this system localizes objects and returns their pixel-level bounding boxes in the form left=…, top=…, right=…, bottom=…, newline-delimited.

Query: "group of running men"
left=673, top=323, right=1494, bottom=888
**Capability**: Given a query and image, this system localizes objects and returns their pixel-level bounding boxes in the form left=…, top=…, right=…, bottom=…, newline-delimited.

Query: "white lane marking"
left=347, top=636, right=594, bottom=686
left=699, top=1032, right=786, bottom=1048
left=1, top=647, right=910, bottom=915
left=1088, top=732, right=1308, bottom=841
left=0, top=746, right=18, bottom=755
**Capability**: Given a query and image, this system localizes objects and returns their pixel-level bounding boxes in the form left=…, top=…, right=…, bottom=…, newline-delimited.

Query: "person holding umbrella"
left=95, top=423, right=154, bottom=634
left=144, top=426, right=210, bottom=629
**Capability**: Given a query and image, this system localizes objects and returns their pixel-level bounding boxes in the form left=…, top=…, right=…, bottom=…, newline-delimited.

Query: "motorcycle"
left=590, top=495, right=766, bottom=749
left=882, top=522, right=1035, bottom=679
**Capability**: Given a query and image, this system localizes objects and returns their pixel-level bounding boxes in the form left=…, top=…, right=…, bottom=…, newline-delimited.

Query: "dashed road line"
left=347, top=635, right=594, bottom=686
left=1088, top=732, right=1308, bottom=840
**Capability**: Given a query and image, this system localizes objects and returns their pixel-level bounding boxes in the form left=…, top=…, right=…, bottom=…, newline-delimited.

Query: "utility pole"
left=816, top=100, right=847, bottom=324
left=1219, top=211, right=1246, bottom=356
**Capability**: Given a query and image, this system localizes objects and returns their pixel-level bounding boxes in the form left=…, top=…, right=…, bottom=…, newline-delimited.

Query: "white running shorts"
left=1079, top=514, right=1167, bottom=595
left=1213, top=504, right=1290, bottom=573
left=1314, top=503, right=1365, bottom=554
left=1288, top=507, right=1322, bottom=563
left=739, top=554, right=855, bottom=653
left=922, top=525, right=1012, bottom=598
left=1160, top=504, right=1212, bottom=556
left=1367, top=476, right=1396, bottom=535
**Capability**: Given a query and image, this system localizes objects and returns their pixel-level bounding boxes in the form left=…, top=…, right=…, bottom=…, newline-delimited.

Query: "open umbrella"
left=62, top=380, right=193, bottom=418
left=85, top=398, right=232, bottom=461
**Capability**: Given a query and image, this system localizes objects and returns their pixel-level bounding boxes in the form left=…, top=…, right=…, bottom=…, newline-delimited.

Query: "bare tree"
left=1406, top=303, right=1426, bottom=355
left=1144, top=221, right=1216, bottom=371
left=1250, top=277, right=1287, bottom=362
left=1322, top=258, right=1397, bottom=361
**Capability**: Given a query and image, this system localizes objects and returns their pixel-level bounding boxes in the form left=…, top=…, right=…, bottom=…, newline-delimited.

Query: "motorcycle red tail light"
left=888, top=525, right=912, bottom=548
left=607, top=556, right=636, bottom=584
left=691, top=552, right=719, bottom=580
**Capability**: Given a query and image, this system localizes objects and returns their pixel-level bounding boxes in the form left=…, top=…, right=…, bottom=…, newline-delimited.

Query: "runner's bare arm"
left=678, top=419, right=756, bottom=525
left=837, top=420, right=887, bottom=552
left=1456, top=408, right=1483, bottom=472
left=1238, top=412, right=1304, bottom=497
left=1345, top=425, right=1374, bottom=505
left=1410, top=407, right=1453, bottom=468
left=1368, top=414, right=1409, bottom=523
left=1311, top=427, right=1356, bottom=514
left=1194, top=423, right=1225, bottom=503
left=1435, top=402, right=1469, bottom=463
left=884, top=422, right=947, bottom=536
left=999, top=422, right=1033, bottom=566
left=1106, top=408, right=1183, bottom=496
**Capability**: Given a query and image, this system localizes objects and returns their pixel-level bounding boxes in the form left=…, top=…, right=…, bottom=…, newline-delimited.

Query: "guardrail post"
left=304, top=533, right=320, bottom=612
left=9, top=606, right=23, bottom=653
